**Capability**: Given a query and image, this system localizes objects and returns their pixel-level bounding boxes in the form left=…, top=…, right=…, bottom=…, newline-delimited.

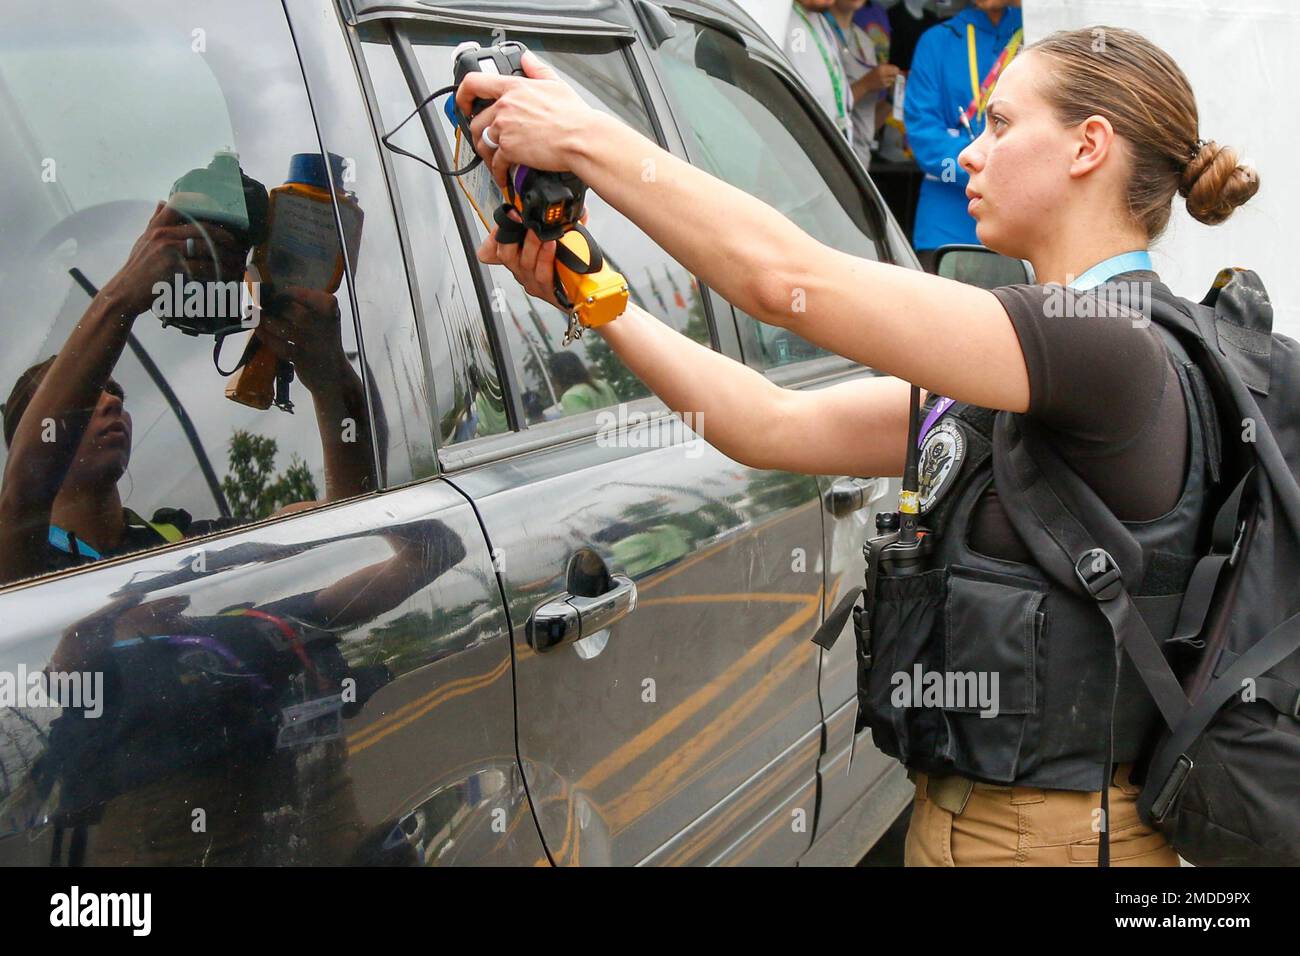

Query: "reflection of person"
left=461, top=30, right=1259, bottom=867
left=548, top=351, right=617, bottom=416
left=0, top=202, right=372, bottom=586
left=22, top=515, right=466, bottom=865
left=905, top=0, right=1023, bottom=267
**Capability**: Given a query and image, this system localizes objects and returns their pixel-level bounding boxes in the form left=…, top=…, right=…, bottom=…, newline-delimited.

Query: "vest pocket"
left=944, top=566, right=1045, bottom=715
left=941, top=566, right=1047, bottom=782
left=859, top=567, right=948, bottom=764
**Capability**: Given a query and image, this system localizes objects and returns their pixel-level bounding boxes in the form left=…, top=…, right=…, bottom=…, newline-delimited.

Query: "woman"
left=458, top=28, right=1259, bottom=865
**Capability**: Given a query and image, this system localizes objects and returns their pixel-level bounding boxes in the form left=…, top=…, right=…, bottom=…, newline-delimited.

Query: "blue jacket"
left=904, top=6, right=1024, bottom=250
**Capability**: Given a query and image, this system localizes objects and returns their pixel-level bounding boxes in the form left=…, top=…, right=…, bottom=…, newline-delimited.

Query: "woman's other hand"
left=476, top=207, right=565, bottom=311
left=457, top=51, right=599, bottom=190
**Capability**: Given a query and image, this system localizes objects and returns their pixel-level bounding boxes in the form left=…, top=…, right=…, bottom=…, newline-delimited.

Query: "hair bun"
left=1179, top=139, right=1260, bottom=225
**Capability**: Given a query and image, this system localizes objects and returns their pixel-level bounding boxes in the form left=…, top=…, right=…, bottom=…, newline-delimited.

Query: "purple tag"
left=917, top=396, right=955, bottom=448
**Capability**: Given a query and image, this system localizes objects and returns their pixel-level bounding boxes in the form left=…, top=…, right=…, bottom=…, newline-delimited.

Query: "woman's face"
left=957, top=52, right=1078, bottom=260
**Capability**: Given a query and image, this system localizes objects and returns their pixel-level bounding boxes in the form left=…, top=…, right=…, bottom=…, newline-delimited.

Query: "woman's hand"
left=456, top=51, right=599, bottom=189
left=476, top=207, right=565, bottom=311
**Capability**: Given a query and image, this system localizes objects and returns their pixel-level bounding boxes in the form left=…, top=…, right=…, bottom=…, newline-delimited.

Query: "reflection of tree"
left=745, top=468, right=818, bottom=514
left=584, top=334, right=644, bottom=403
left=346, top=604, right=487, bottom=673
left=221, top=429, right=319, bottom=521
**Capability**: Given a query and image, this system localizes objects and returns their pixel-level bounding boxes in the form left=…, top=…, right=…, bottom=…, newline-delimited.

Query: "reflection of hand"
left=100, top=202, right=249, bottom=317
left=458, top=52, right=598, bottom=190
left=257, top=287, right=347, bottom=394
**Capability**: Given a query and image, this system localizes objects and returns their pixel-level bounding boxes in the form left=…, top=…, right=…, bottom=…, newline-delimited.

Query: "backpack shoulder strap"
left=992, top=412, right=1191, bottom=727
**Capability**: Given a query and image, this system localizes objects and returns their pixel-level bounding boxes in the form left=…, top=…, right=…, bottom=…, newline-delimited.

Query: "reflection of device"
left=225, top=153, right=363, bottom=411
left=445, top=42, right=628, bottom=344
left=164, top=149, right=269, bottom=336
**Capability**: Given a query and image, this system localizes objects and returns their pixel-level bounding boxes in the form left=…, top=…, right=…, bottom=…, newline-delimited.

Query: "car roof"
left=345, top=0, right=784, bottom=60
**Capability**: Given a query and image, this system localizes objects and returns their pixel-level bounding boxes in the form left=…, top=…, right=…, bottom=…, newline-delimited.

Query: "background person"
left=827, top=0, right=902, bottom=167
left=905, top=0, right=1023, bottom=270
left=784, top=0, right=853, bottom=142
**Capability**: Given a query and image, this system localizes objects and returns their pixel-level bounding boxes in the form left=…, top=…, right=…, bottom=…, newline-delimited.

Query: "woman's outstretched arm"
left=523, top=296, right=915, bottom=478
left=458, top=55, right=1030, bottom=414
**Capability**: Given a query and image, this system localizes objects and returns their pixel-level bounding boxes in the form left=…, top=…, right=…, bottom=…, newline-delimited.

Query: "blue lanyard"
left=1069, top=250, right=1153, bottom=291
left=49, top=525, right=102, bottom=560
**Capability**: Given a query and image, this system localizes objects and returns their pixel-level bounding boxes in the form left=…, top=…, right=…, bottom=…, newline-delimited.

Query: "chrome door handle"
left=527, top=574, right=638, bottom=652
left=823, top=477, right=888, bottom=517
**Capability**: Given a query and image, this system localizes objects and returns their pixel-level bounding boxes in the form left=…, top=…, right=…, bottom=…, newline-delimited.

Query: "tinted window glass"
left=387, top=28, right=713, bottom=429
left=0, top=1, right=377, bottom=588
left=658, top=19, right=885, bottom=369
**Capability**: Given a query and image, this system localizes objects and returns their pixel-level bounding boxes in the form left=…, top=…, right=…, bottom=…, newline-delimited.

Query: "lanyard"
left=795, top=4, right=847, bottom=126
left=917, top=249, right=1153, bottom=446
left=963, top=24, right=1023, bottom=125
left=822, top=11, right=874, bottom=71
left=1069, top=250, right=1153, bottom=291
left=49, top=525, right=102, bottom=560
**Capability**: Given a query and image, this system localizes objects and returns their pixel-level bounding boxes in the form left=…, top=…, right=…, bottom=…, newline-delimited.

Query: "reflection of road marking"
left=345, top=656, right=509, bottom=753
left=637, top=591, right=816, bottom=607
left=579, top=590, right=820, bottom=796
left=541, top=592, right=820, bottom=866
left=605, top=594, right=820, bottom=831
left=637, top=499, right=818, bottom=595
left=662, top=732, right=819, bottom=866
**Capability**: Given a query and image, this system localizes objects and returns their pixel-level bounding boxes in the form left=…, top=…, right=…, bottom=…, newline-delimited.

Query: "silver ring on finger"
left=185, top=237, right=196, bottom=258
left=481, top=126, right=498, bottom=150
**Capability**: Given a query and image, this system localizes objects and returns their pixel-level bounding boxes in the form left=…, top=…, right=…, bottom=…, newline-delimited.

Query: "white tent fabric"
left=1025, top=0, right=1297, bottom=336
left=735, top=1, right=1294, bottom=332
left=738, top=0, right=794, bottom=48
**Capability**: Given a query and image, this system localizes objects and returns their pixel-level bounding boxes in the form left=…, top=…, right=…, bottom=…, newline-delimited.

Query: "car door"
left=0, top=0, right=544, bottom=867
left=354, top=3, right=827, bottom=866
left=643, top=1, right=917, bottom=850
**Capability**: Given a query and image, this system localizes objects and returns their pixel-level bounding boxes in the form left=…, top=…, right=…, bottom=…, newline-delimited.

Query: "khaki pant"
left=904, top=764, right=1179, bottom=867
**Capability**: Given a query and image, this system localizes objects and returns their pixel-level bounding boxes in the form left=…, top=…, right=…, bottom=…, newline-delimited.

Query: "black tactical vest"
left=855, top=325, right=1220, bottom=791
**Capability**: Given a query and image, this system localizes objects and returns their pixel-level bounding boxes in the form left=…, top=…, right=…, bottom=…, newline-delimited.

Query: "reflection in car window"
left=0, top=1, right=378, bottom=588
left=394, top=28, right=713, bottom=431
left=657, top=19, right=884, bottom=370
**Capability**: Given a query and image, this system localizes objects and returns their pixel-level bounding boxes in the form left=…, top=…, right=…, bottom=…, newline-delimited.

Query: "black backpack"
left=993, top=268, right=1300, bottom=866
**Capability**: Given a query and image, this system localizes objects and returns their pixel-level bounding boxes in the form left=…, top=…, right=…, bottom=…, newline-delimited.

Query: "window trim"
left=344, top=0, right=640, bottom=38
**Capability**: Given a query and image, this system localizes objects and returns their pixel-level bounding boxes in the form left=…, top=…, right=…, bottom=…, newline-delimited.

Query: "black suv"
left=0, top=0, right=918, bottom=865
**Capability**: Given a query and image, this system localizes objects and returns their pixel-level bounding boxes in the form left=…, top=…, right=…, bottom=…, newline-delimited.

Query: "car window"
left=0, top=0, right=377, bottom=589
left=362, top=34, right=513, bottom=446
left=384, top=27, right=713, bottom=431
left=656, top=17, right=886, bottom=370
